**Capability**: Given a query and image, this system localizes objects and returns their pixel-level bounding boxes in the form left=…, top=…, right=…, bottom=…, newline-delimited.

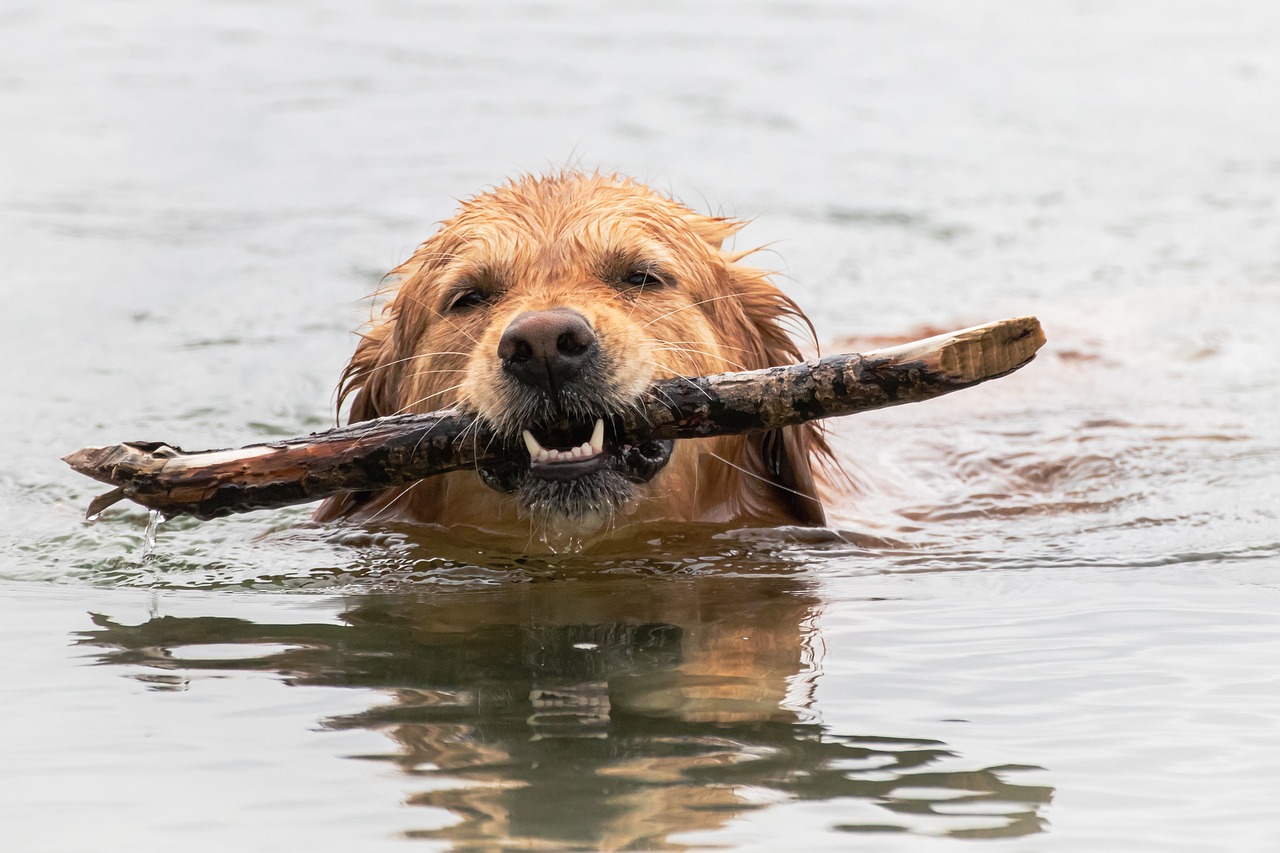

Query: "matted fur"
left=314, top=172, right=831, bottom=535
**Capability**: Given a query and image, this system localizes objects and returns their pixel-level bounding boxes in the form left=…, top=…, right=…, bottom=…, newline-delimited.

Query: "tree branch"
left=64, top=316, right=1045, bottom=520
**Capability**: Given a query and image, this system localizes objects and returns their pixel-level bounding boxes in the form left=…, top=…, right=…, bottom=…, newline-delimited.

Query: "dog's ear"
left=336, top=237, right=454, bottom=424
left=318, top=256, right=441, bottom=521
left=337, top=318, right=399, bottom=423
left=752, top=426, right=826, bottom=526
left=703, top=257, right=830, bottom=526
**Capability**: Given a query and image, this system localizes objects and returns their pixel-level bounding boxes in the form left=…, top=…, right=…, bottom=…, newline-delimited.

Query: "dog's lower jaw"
left=518, top=469, right=636, bottom=541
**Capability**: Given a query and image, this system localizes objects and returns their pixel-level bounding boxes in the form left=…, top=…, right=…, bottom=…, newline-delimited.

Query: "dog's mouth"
left=476, top=416, right=674, bottom=519
left=521, top=418, right=673, bottom=482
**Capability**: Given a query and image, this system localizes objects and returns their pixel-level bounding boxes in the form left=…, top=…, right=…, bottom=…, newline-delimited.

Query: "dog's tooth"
left=589, top=419, right=605, bottom=453
left=523, top=430, right=543, bottom=458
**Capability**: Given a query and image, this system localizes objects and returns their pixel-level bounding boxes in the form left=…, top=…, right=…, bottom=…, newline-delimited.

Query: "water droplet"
left=141, top=510, right=165, bottom=560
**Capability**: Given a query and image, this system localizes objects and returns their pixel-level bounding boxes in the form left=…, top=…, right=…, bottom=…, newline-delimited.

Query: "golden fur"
left=315, top=172, right=829, bottom=537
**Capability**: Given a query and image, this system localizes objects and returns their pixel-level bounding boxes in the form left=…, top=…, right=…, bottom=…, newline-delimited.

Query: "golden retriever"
left=314, top=172, right=830, bottom=539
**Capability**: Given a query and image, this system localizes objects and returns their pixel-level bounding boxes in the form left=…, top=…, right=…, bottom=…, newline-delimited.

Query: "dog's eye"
left=623, top=270, right=667, bottom=289
left=446, top=288, right=488, bottom=312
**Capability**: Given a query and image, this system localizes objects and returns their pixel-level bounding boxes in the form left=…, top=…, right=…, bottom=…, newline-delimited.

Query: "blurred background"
left=1, top=1, right=1278, bottom=851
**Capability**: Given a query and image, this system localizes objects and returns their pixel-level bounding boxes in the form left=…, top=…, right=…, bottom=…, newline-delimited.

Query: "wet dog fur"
left=314, top=172, right=830, bottom=540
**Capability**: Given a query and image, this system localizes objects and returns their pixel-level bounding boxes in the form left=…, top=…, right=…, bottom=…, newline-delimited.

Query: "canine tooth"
left=589, top=419, right=605, bottom=453
left=523, top=430, right=543, bottom=458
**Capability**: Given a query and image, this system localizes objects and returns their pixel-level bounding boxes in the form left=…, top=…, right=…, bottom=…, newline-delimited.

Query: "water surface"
left=2, top=1, right=1279, bottom=850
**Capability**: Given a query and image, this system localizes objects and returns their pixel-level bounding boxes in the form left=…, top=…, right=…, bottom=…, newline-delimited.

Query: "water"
left=2, top=0, right=1279, bottom=849
left=140, top=510, right=164, bottom=560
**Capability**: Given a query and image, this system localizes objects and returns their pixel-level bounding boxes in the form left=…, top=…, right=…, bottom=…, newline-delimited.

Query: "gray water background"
left=2, top=1, right=1279, bottom=850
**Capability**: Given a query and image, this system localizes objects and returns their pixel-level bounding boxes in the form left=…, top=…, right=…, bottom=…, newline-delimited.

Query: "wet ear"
left=315, top=319, right=398, bottom=522
left=319, top=274, right=424, bottom=521
left=752, top=426, right=826, bottom=526
left=338, top=233, right=457, bottom=423
left=337, top=319, right=399, bottom=423
left=703, top=261, right=829, bottom=526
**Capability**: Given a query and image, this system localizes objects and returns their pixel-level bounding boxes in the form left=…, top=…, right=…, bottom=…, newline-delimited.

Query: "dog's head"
left=323, top=173, right=827, bottom=533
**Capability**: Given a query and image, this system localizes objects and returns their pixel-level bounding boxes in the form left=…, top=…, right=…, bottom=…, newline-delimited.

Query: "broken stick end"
left=888, top=315, right=1046, bottom=384
left=85, top=487, right=127, bottom=519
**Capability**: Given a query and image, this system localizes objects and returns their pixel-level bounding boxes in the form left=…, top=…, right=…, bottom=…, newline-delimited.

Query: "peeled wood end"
left=887, top=316, right=1045, bottom=383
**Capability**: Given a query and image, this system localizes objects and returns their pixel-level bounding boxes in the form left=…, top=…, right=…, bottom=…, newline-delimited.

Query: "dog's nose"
left=498, top=308, right=598, bottom=389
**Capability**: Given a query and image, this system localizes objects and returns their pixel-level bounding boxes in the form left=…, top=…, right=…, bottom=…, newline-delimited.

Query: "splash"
left=141, top=510, right=165, bottom=560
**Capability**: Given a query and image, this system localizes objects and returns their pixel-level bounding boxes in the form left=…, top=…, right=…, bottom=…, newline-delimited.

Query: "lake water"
left=2, top=1, right=1279, bottom=850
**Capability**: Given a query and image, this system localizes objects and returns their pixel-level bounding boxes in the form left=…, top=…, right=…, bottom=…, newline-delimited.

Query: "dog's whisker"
left=403, top=367, right=469, bottom=382
left=647, top=345, right=750, bottom=373
left=634, top=366, right=716, bottom=404
left=648, top=338, right=760, bottom=357
left=645, top=385, right=683, bottom=412
left=410, top=407, right=455, bottom=459
left=345, top=353, right=424, bottom=377
left=363, top=481, right=421, bottom=524
left=394, top=383, right=468, bottom=415
left=703, top=449, right=818, bottom=503
left=451, top=417, right=481, bottom=450
left=638, top=359, right=692, bottom=380
left=640, top=293, right=743, bottom=329
left=637, top=362, right=714, bottom=404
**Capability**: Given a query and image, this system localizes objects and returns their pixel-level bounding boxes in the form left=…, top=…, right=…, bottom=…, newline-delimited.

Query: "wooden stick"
left=64, top=316, right=1045, bottom=520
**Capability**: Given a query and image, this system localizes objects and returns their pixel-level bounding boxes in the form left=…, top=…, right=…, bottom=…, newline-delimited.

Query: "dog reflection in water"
left=79, top=566, right=1051, bottom=849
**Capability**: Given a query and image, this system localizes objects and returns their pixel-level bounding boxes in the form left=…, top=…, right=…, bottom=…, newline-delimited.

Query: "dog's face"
left=318, top=173, right=826, bottom=536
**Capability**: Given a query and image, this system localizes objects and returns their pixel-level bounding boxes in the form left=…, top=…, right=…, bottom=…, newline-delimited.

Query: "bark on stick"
left=64, top=316, right=1045, bottom=520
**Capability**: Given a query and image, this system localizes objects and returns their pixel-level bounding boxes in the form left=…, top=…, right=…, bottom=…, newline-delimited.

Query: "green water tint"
left=77, top=574, right=1051, bottom=847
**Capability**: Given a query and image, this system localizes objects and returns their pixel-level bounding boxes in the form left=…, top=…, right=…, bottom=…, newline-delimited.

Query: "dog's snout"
left=498, top=308, right=598, bottom=389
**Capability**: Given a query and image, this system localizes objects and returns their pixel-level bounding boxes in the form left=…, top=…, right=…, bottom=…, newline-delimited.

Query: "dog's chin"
left=475, top=414, right=675, bottom=526
left=518, top=470, right=633, bottom=532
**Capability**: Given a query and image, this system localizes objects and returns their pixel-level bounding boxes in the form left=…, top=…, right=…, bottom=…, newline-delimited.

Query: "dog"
left=314, top=172, right=830, bottom=540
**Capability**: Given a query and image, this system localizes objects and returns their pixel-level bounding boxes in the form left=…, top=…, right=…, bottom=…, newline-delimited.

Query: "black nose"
left=498, top=309, right=598, bottom=390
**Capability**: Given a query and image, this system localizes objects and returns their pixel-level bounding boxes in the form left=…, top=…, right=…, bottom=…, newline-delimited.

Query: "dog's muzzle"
left=476, top=308, right=674, bottom=518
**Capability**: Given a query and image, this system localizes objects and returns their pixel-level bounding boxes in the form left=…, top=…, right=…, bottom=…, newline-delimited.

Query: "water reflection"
left=77, top=574, right=1051, bottom=848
